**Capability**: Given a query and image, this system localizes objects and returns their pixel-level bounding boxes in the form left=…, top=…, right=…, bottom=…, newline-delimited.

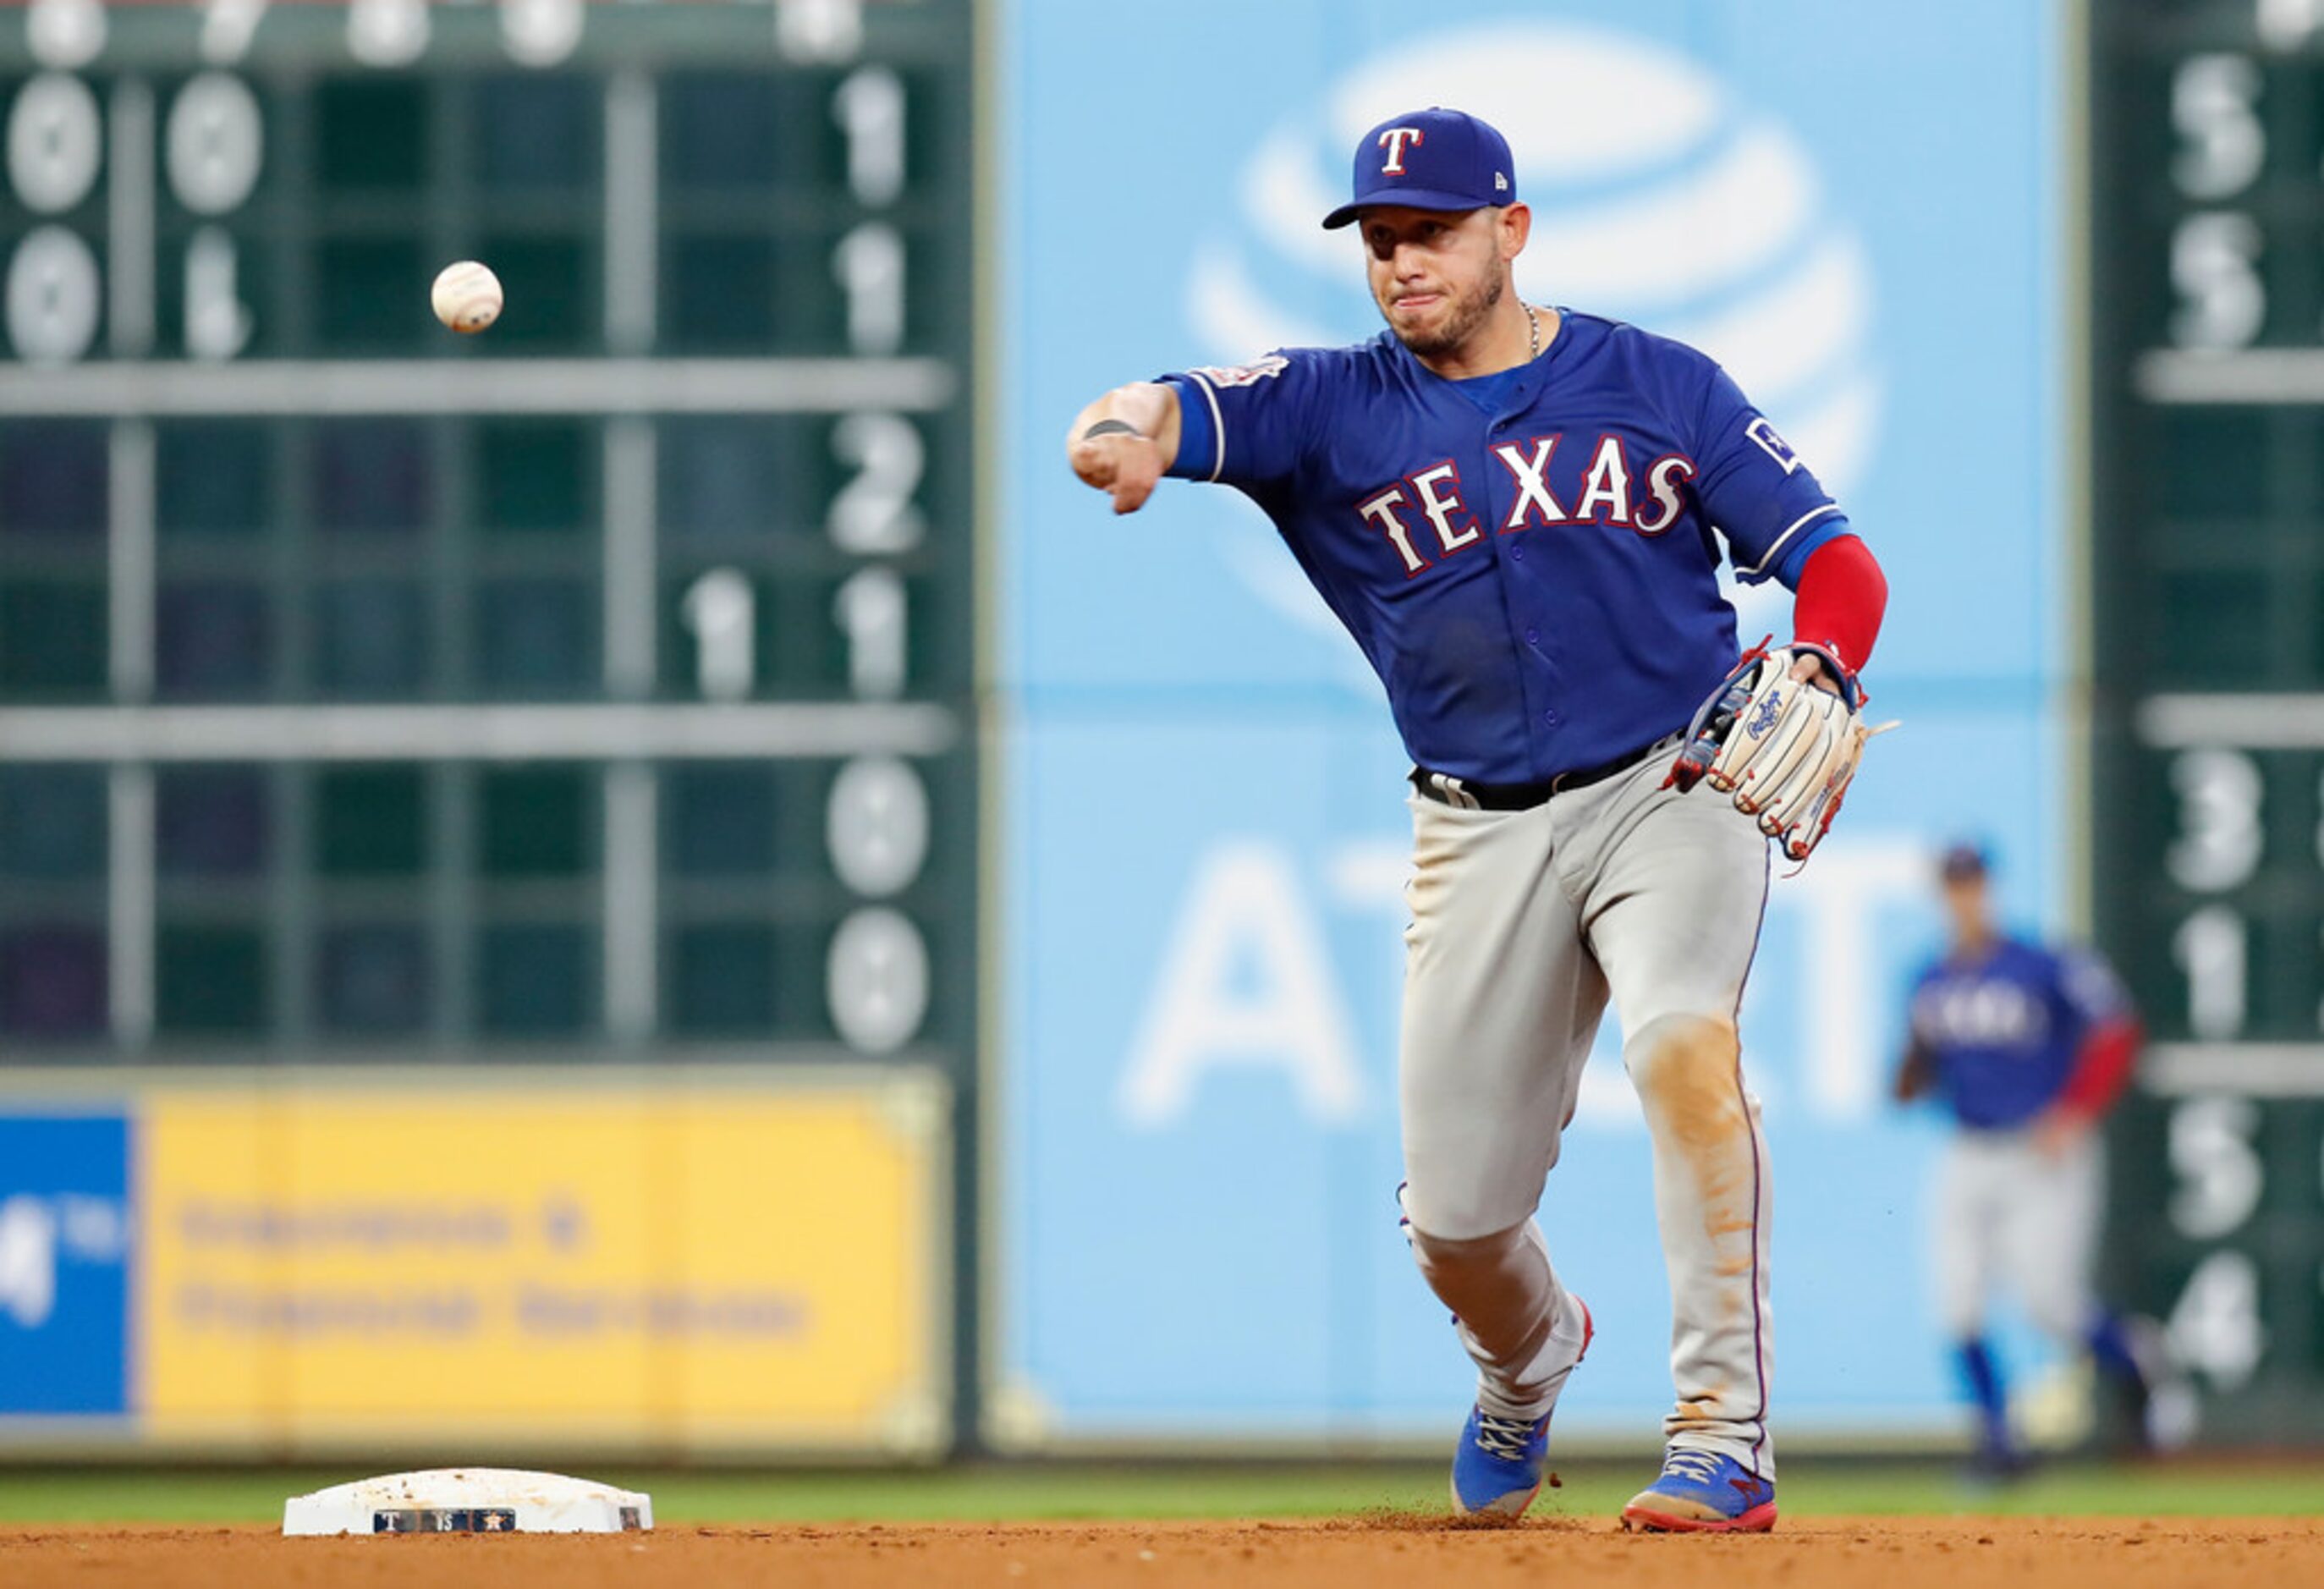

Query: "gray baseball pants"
left=1396, top=751, right=1777, bottom=1475
left=1933, top=1128, right=2104, bottom=1344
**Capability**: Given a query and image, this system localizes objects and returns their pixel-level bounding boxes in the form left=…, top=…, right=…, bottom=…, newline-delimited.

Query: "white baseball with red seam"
left=431, top=260, right=502, bottom=333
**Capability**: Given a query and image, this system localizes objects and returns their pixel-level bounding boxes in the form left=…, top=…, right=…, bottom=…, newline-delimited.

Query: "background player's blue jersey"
left=1162, top=311, right=1853, bottom=784
left=1906, top=937, right=2132, bottom=1130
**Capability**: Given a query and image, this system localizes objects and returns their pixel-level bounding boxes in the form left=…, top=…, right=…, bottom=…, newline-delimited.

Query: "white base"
left=282, top=1468, right=653, bottom=1536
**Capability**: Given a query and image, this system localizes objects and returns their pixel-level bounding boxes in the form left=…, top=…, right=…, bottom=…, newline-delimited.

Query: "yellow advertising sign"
left=135, top=1069, right=948, bottom=1454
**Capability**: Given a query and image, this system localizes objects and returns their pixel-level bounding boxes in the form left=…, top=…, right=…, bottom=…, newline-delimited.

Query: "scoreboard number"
left=2170, top=905, right=2247, bottom=1042
left=6, top=70, right=99, bottom=210
left=164, top=72, right=262, bottom=214
left=2167, top=1097, right=2265, bottom=1240
left=825, top=905, right=926, bottom=1055
left=2169, top=53, right=2264, bottom=200
left=830, top=413, right=927, bottom=554
left=2167, top=1247, right=2266, bottom=1393
left=2166, top=748, right=2261, bottom=892
left=4, top=220, right=95, bottom=362
left=833, top=64, right=904, bottom=206
left=827, top=756, right=927, bottom=899
left=2168, top=212, right=2264, bottom=350
left=834, top=565, right=907, bottom=701
left=679, top=569, right=755, bottom=702
left=833, top=221, right=904, bottom=356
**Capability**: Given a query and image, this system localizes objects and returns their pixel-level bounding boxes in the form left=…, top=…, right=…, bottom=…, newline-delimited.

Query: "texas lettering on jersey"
left=1913, top=977, right=2050, bottom=1050
left=1358, top=433, right=1700, bottom=578
left=1159, top=311, right=1855, bottom=785
left=1908, top=939, right=2129, bottom=1130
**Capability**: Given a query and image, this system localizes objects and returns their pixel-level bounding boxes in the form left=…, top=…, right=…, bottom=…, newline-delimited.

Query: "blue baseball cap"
left=1938, top=840, right=1991, bottom=882
left=1321, top=107, right=1518, bottom=230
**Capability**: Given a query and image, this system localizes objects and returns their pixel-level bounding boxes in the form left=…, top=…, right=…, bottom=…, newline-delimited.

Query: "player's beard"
left=1382, top=266, right=1506, bottom=360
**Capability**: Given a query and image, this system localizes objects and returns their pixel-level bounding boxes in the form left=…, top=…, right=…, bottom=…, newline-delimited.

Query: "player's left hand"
left=1790, top=652, right=1841, bottom=694
left=1667, top=640, right=1898, bottom=861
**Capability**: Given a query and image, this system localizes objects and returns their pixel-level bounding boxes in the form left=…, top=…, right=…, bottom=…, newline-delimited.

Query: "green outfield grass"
left=0, top=1460, right=2317, bottom=1525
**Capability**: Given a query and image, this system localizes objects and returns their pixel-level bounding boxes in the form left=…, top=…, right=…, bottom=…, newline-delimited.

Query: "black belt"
left=1410, top=734, right=1679, bottom=811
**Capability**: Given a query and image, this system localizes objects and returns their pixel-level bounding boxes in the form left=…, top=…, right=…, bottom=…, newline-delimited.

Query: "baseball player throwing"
left=1067, top=108, right=1890, bottom=1531
left=1896, top=842, right=2185, bottom=1475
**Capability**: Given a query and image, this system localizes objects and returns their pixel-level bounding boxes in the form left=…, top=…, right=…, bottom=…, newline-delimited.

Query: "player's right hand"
left=2031, top=1106, right=2094, bottom=1160
left=1065, top=382, right=1179, bottom=514
left=1069, top=428, right=1165, bottom=514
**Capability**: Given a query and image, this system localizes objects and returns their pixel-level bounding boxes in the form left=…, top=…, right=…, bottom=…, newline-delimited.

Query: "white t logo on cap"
left=1377, top=127, right=1425, bottom=174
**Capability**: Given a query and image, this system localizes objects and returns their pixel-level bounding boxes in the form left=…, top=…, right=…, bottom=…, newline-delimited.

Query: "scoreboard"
left=0, top=3, right=976, bottom=1073
left=2092, top=0, right=2324, bottom=1445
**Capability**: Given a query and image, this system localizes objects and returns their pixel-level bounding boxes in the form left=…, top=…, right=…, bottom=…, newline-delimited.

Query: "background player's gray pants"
left=1934, top=1128, right=2103, bottom=1343
left=1397, top=753, right=1776, bottom=1475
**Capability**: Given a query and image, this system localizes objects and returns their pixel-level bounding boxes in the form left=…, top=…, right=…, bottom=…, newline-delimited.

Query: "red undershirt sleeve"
left=2056, top=1016, right=2143, bottom=1120
left=1789, top=533, right=1888, bottom=677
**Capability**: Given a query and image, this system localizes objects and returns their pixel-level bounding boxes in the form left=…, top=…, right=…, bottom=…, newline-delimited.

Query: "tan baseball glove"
left=1666, top=639, right=1895, bottom=862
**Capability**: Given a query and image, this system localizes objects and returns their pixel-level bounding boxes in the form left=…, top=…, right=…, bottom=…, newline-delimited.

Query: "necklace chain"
left=1526, top=304, right=1540, bottom=361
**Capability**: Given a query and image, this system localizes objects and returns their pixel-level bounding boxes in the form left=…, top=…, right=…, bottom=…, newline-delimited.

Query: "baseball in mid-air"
left=431, top=260, right=503, bottom=333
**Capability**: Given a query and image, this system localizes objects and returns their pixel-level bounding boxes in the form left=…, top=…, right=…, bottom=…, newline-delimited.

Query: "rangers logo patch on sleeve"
left=1190, top=355, right=1290, bottom=388
left=1744, top=417, right=1804, bottom=475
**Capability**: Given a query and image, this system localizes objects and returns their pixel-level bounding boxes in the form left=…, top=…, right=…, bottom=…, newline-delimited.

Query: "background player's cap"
left=1938, top=841, right=1991, bottom=882
left=1321, top=107, right=1518, bottom=230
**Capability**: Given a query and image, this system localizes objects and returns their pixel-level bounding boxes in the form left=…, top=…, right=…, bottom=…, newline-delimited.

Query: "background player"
left=1895, top=842, right=2187, bottom=1475
left=1065, top=107, right=1889, bottom=1531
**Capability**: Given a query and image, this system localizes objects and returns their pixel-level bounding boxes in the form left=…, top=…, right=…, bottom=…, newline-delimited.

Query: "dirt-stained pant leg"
left=1551, top=760, right=1776, bottom=1476
left=1398, top=794, right=1609, bottom=1421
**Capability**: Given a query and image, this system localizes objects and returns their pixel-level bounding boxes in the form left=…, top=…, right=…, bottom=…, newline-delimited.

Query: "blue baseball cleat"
left=1449, top=1297, right=1592, bottom=1520
left=1620, top=1448, right=1777, bottom=1533
left=1452, top=1406, right=1550, bottom=1519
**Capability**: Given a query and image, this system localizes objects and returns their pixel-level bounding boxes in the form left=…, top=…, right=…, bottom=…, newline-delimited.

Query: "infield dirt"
left=4, top=1515, right=2321, bottom=1587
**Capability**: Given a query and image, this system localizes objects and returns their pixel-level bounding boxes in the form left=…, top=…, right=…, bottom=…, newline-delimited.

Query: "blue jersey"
left=1162, top=311, right=1853, bottom=784
left=1906, top=937, right=2132, bottom=1131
